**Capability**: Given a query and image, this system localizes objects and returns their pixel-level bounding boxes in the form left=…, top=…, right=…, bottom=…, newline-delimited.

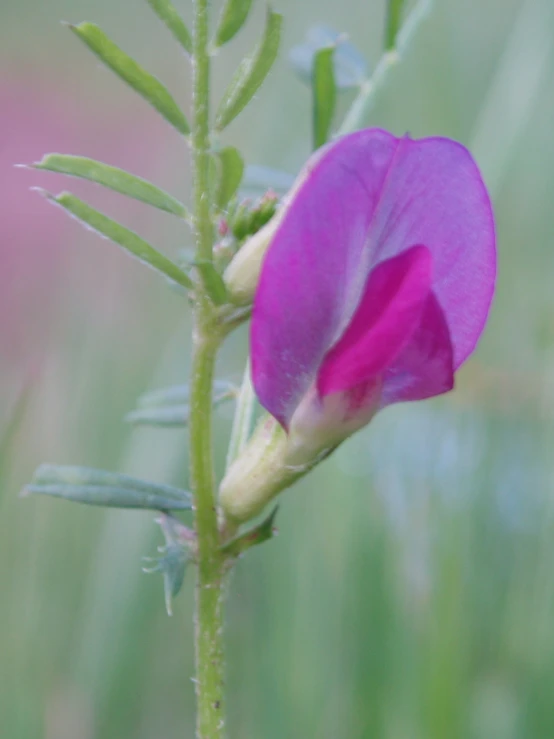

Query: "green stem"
left=192, top=0, right=213, bottom=265
left=190, top=323, right=225, bottom=739
left=190, top=1, right=226, bottom=738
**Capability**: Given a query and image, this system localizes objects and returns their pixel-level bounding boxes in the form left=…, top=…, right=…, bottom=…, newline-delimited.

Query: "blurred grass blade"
left=38, top=190, right=193, bottom=289
left=136, top=380, right=236, bottom=408
left=215, top=8, right=282, bottom=130
left=33, top=154, right=188, bottom=218
left=23, top=464, right=192, bottom=510
left=312, top=46, right=337, bottom=150
left=214, top=0, right=253, bottom=47
left=147, top=0, right=192, bottom=54
left=385, top=0, right=407, bottom=50
left=395, top=0, right=431, bottom=54
left=221, top=506, right=279, bottom=556
left=215, top=146, right=245, bottom=209
left=128, top=382, right=236, bottom=427
left=0, top=381, right=33, bottom=480
left=339, top=0, right=431, bottom=134
left=193, top=261, right=229, bottom=305
left=69, top=22, right=190, bottom=135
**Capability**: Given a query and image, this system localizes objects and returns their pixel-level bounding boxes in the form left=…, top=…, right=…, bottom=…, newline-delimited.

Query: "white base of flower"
left=219, top=415, right=323, bottom=524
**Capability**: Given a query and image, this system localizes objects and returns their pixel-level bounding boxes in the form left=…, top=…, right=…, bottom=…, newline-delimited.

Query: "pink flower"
left=251, top=128, right=496, bottom=461
left=220, top=128, right=496, bottom=522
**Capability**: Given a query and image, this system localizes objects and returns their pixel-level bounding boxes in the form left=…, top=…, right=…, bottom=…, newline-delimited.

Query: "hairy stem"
left=190, top=1, right=226, bottom=737
left=192, top=0, right=213, bottom=265
left=190, top=322, right=225, bottom=739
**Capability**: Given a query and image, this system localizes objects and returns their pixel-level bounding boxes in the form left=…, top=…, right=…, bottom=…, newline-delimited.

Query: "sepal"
left=219, top=416, right=320, bottom=524
left=144, top=514, right=194, bottom=615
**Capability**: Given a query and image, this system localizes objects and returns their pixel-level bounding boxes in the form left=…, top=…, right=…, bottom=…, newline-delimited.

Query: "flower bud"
left=223, top=157, right=318, bottom=304
left=223, top=214, right=281, bottom=305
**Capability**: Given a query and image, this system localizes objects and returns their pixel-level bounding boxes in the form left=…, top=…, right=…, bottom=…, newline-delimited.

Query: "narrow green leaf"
left=33, top=154, right=188, bottom=218
left=69, top=22, right=190, bottom=135
left=312, top=46, right=337, bottom=150
left=214, top=0, right=253, bottom=47
left=221, top=506, right=279, bottom=557
left=37, top=189, right=193, bottom=289
left=215, top=8, right=282, bottom=130
left=147, top=0, right=192, bottom=54
left=24, top=485, right=193, bottom=510
left=127, top=382, right=236, bottom=427
left=23, top=464, right=192, bottom=510
left=136, top=380, right=236, bottom=408
left=289, top=26, right=367, bottom=90
left=385, top=0, right=407, bottom=51
left=215, top=147, right=245, bottom=210
left=193, top=261, right=229, bottom=305
left=127, top=404, right=190, bottom=427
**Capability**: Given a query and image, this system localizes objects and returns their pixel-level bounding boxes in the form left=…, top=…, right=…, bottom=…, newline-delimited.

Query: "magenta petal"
left=251, top=128, right=495, bottom=428
left=380, top=292, right=454, bottom=406
left=252, top=129, right=400, bottom=428
left=368, top=135, right=495, bottom=367
left=317, top=246, right=432, bottom=397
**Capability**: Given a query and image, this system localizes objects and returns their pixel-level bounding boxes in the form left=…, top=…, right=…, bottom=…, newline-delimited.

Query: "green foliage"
left=69, top=22, right=190, bottom=134
left=311, top=46, right=337, bottom=149
left=8, top=0, right=554, bottom=737
left=289, top=25, right=367, bottom=89
left=215, top=147, right=245, bottom=210
left=214, top=0, right=253, bottom=47
left=385, top=0, right=407, bottom=50
left=126, top=381, right=236, bottom=428
left=221, top=506, right=279, bottom=556
left=144, top=515, right=193, bottom=615
left=228, top=192, right=278, bottom=241
left=37, top=189, right=193, bottom=289
left=24, top=465, right=192, bottom=510
left=147, top=0, right=192, bottom=54
left=339, top=0, right=432, bottom=134
left=215, top=8, right=283, bottom=130
left=136, top=381, right=237, bottom=408
left=193, top=260, right=229, bottom=305
left=33, top=154, right=188, bottom=217
left=126, top=404, right=192, bottom=427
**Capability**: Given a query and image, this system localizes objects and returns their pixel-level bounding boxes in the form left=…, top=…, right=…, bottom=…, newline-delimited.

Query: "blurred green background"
left=2, top=0, right=554, bottom=737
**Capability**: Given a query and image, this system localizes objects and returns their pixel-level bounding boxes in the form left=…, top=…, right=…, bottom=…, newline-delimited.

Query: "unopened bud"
left=224, top=214, right=281, bottom=305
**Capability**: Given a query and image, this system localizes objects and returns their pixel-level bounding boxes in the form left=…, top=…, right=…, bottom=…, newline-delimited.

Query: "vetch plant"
left=22, top=1, right=496, bottom=737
